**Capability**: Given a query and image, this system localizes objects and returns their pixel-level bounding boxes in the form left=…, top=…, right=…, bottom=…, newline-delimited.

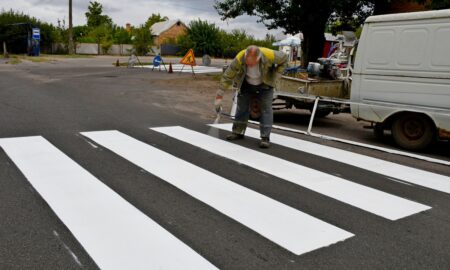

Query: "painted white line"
left=387, top=178, right=414, bottom=187
left=141, top=65, right=223, bottom=73
left=210, top=124, right=450, bottom=194
left=310, top=132, right=450, bottom=166
left=53, top=230, right=83, bottom=267
left=0, top=136, right=216, bottom=270
left=152, top=126, right=431, bottom=221
left=81, top=130, right=353, bottom=255
left=246, top=120, right=450, bottom=166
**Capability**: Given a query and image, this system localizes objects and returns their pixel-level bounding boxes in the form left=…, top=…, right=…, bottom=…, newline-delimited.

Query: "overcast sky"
left=1, top=0, right=284, bottom=39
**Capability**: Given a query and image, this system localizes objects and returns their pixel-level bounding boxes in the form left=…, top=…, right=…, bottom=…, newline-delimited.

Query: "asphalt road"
left=0, top=58, right=449, bottom=270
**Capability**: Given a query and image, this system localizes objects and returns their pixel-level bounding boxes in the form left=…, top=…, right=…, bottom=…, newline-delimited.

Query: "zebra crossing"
left=1, top=125, right=448, bottom=269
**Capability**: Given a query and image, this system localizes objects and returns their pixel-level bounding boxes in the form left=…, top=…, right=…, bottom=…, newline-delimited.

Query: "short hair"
left=244, top=45, right=262, bottom=61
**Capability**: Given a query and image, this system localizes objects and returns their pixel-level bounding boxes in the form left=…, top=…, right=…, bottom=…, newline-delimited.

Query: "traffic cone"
left=168, top=62, right=173, bottom=73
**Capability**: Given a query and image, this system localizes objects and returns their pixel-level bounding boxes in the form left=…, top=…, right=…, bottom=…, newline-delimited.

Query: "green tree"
left=215, top=0, right=373, bottom=66
left=217, top=29, right=275, bottom=58
left=132, top=25, right=153, bottom=55
left=179, top=19, right=222, bottom=56
left=85, top=1, right=112, bottom=28
left=73, top=25, right=90, bottom=42
left=87, top=24, right=112, bottom=54
left=144, top=13, right=169, bottom=29
left=113, top=26, right=131, bottom=44
left=112, top=26, right=132, bottom=55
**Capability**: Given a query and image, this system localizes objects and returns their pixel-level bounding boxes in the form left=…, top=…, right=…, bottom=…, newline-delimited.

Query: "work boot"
left=259, top=137, right=270, bottom=148
left=226, top=133, right=244, bottom=141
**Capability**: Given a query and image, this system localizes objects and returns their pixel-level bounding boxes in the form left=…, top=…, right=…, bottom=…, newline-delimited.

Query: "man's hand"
left=214, top=95, right=223, bottom=113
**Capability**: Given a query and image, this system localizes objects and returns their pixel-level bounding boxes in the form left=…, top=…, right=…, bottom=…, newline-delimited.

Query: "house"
left=150, top=20, right=188, bottom=47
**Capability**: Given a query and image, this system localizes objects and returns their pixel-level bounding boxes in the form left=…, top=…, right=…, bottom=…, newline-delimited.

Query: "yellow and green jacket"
left=217, top=47, right=288, bottom=96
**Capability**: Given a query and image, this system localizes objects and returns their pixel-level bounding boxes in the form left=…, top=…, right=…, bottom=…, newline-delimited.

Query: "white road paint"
left=86, top=141, right=98, bottom=149
left=387, top=178, right=414, bottom=187
left=152, top=126, right=431, bottom=221
left=0, top=136, right=217, bottom=270
left=246, top=120, right=450, bottom=166
left=53, top=230, right=83, bottom=267
left=141, top=64, right=223, bottom=74
left=210, top=124, right=450, bottom=194
left=81, top=130, right=354, bottom=256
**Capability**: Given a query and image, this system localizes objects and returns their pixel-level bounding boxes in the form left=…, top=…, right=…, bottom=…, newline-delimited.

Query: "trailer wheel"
left=391, top=113, right=435, bottom=151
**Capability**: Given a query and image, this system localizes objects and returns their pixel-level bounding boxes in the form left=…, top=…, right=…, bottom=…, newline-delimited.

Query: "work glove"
left=214, top=95, right=223, bottom=113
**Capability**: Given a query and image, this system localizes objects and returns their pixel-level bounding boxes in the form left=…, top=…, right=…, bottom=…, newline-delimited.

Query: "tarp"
left=273, top=36, right=301, bottom=47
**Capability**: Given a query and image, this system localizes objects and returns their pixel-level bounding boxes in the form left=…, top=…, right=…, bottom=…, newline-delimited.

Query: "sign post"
left=179, top=49, right=196, bottom=76
left=31, top=28, right=40, bottom=56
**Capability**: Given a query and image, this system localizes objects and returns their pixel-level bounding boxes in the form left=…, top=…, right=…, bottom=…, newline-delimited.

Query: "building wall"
left=154, top=24, right=188, bottom=47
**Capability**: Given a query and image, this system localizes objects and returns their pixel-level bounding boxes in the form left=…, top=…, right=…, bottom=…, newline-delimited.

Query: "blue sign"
left=153, top=55, right=162, bottom=67
left=32, top=28, right=40, bottom=40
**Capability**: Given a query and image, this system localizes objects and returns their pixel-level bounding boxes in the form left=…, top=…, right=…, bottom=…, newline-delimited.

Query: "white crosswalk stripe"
left=1, top=126, right=443, bottom=268
left=152, top=126, right=431, bottom=220
left=210, top=123, right=450, bottom=194
left=81, top=130, right=354, bottom=256
left=0, top=136, right=217, bottom=270
left=141, top=64, right=223, bottom=74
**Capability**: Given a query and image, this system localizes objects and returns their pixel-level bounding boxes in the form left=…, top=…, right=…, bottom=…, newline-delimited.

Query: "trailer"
left=274, top=75, right=350, bottom=117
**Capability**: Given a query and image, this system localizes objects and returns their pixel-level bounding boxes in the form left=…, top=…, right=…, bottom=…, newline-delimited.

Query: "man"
left=215, top=45, right=288, bottom=148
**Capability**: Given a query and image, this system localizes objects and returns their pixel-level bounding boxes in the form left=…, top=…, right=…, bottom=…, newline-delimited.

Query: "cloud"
left=1, top=0, right=283, bottom=39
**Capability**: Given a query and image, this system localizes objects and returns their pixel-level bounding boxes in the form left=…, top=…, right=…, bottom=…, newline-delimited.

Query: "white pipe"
left=307, top=97, right=320, bottom=134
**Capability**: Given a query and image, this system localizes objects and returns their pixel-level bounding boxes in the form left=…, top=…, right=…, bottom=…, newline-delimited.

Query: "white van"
left=351, top=9, right=450, bottom=150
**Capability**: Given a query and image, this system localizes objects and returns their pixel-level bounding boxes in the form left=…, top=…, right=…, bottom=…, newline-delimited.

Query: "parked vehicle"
left=351, top=9, right=450, bottom=150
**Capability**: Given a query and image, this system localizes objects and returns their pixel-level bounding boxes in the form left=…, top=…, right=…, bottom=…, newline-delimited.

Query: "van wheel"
left=391, top=114, right=435, bottom=151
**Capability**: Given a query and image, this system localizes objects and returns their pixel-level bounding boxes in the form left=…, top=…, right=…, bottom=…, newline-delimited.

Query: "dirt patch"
left=147, top=74, right=235, bottom=121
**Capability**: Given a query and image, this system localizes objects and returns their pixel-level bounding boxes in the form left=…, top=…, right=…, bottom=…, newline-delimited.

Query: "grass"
left=42, top=54, right=94, bottom=59
left=1, top=54, right=52, bottom=64
left=117, top=62, right=152, bottom=67
left=1, top=53, right=95, bottom=65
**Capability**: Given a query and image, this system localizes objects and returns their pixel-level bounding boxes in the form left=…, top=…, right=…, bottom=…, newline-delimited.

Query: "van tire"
left=391, top=113, right=435, bottom=151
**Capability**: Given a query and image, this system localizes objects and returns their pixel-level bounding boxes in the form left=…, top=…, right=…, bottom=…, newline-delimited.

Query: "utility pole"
left=3, top=41, right=8, bottom=58
left=68, top=0, right=75, bottom=54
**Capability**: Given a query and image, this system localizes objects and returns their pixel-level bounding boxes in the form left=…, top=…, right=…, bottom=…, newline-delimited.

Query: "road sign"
left=32, top=28, right=40, bottom=40
left=180, top=49, right=196, bottom=66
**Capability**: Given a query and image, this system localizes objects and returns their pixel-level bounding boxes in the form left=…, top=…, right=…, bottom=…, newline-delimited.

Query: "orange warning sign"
left=179, top=49, right=196, bottom=66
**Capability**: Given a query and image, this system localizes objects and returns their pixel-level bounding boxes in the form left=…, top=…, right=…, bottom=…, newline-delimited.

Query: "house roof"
left=150, top=20, right=185, bottom=36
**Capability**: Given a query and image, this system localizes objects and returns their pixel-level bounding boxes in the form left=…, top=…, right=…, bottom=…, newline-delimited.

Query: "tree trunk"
left=3, top=41, right=9, bottom=58
left=301, top=24, right=327, bottom=67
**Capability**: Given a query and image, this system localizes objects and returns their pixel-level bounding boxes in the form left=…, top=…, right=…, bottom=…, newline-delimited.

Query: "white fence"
left=75, top=43, right=133, bottom=55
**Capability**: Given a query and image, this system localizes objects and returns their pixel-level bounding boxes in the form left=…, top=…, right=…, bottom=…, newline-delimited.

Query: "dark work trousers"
left=232, top=80, right=274, bottom=138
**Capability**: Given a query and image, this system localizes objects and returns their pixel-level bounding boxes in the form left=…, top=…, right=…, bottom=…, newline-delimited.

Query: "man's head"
left=245, top=45, right=261, bottom=67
